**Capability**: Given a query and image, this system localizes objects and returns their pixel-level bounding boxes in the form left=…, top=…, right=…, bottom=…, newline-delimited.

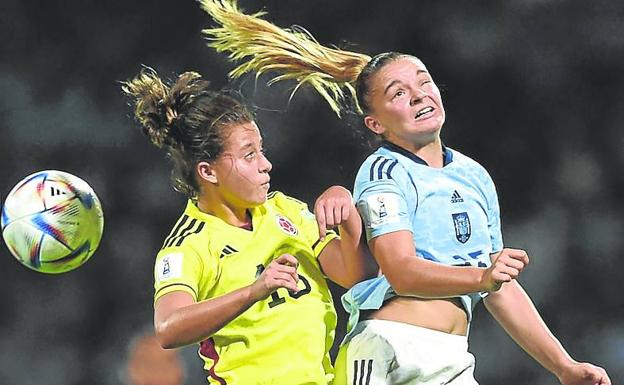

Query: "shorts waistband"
left=358, top=319, right=469, bottom=348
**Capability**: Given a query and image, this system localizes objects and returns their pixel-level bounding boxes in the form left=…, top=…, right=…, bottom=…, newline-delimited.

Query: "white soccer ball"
left=1, top=170, right=104, bottom=274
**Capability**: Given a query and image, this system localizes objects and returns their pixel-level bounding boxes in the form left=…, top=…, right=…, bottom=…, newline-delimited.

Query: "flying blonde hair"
left=199, top=0, right=372, bottom=115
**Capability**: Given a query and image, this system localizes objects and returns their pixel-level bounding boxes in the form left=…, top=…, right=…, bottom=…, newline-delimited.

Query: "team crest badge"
left=452, top=212, right=471, bottom=244
left=276, top=215, right=298, bottom=236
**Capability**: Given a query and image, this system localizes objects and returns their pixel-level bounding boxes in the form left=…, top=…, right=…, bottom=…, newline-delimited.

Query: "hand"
left=480, top=248, right=529, bottom=292
left=250, top=254, right=299, bottom=301
left=558, top=361, right=611, bottom=385
left=314, top=185, right=354, bottom=240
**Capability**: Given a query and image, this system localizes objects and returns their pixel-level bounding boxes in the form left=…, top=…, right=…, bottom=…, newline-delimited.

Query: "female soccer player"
left=122, top=68, right=376, bottom=385
left=199, top=1, right=612, bottom=384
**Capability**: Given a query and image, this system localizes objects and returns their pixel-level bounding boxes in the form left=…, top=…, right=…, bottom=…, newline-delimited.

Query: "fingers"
left=570, top=363, right=611, bottom=385
left=274, top=253, right=298, bottom=268
left=506, top=248, right=530, bottom=266
left=271, top=274, right=299, bottom=292
left=314, top=202, right=327, bottom=240
left=263, top=255, right=300, bottom=292
left=315, top=198, right=351, bottom=237
left=595, top=366, right=611, bottom=385
left=251, top=254, right=303, bottom=300
left=494, top=248, right=529, bottom=273
left=483, top=248, right=531, bottom=291
left=501, top=257, right=525, bottom=271
left=341, top=203, right=350, bottom=223
left=492, top=265, right=520, bottom=281
left=314, top=186, right=354, bottom=240
left=272, top=255, right=299, bottom=280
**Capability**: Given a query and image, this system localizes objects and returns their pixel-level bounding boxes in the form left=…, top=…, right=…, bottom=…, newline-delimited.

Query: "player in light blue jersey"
left=346, top=140, right=505, bottom=334
left=200, top=2, right=612, bottom=385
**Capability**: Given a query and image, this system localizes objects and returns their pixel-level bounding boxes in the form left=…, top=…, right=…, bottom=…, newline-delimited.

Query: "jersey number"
left=453, top=250, right=488, bottom=267
left=255, top=264, right=312, bottom=308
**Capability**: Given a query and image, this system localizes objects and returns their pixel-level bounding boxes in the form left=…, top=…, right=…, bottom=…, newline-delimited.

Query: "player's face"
left=211, top=121, right=272, bottom=208
left=364, top=57, right=445, bottom=149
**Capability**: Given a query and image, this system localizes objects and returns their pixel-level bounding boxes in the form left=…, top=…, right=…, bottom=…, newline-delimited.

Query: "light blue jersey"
left=342, top=141, right=503, bottom=342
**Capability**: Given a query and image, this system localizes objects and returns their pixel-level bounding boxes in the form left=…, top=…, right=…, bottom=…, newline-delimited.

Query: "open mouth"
left=415, top=106, right=434, bottom=119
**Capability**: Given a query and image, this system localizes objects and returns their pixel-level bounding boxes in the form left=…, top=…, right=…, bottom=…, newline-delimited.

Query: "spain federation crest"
left=452, top=212, right=471, bottom=244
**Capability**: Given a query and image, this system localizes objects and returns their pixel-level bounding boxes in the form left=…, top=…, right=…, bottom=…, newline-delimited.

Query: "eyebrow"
left=237, top=139, right=262, bottom=152
left=383, top=69, right=429, bottom=95
left=236, top=142, right=253, bottom=152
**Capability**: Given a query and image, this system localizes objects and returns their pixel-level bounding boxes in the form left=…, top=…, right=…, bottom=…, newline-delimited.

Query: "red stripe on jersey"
left=200, top=337, right=227, bottom=385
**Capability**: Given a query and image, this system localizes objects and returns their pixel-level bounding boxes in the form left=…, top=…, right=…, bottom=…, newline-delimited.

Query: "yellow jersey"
left=153, top=191, right=338, bottom=385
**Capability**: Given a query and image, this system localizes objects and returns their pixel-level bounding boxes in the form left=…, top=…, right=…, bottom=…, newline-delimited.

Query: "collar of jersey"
left=381, top=140, right=453, bottom=167
left=185, top=200, right=261, bottom=231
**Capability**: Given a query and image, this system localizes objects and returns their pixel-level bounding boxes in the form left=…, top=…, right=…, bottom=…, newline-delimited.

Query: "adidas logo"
left=451, top=190, right=464, bottom=203
left=219, top=245, right=238, bottom=258
left=50, top=187, right=66, bottom=196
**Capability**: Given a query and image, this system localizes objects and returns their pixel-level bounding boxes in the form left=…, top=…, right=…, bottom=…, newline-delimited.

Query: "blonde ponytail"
left=200, top=0, right=371, bottom=115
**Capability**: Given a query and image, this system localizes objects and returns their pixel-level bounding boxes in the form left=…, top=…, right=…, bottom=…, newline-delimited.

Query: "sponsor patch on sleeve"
left=366, top=193, right=400, bottom=228
left=156, top=252, right=183, bottom=282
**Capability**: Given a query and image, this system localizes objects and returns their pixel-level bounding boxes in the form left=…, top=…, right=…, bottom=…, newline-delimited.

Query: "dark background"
left=1, top=1, right=623, bottom=384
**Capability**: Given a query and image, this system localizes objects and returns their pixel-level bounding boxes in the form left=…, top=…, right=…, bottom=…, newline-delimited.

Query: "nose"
left=260, top=152, right=272, bottom=173
left=410, top=88, right=427, bottom=106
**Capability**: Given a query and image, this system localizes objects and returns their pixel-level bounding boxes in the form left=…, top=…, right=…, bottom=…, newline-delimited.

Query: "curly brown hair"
left=122, top=68, right=254, bottom=198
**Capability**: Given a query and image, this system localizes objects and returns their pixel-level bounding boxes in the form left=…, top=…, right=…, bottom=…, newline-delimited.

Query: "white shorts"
left=334, top=319, right=478, bottom=385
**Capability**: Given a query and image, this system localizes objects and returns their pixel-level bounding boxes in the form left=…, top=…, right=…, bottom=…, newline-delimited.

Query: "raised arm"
left=154, top=254, right=299, bottom=348
left=315, top=186, right=378, bottom=288
left=484, top=279, right=611, bottom=385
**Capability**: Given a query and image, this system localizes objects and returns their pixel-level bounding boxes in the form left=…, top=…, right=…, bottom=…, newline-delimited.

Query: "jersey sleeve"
left=271, top=192, right=338, bottom=258
left=353, top=160, right=414, bottom=241
left=153, top=243, right=214, bottom=303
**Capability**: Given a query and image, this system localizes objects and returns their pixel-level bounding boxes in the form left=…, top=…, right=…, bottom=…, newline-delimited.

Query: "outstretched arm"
left=315, top=186, right=378, bottom=288
left=154, top=254, right=299, bottom=348
left=484, top=280, right=611, bottom=385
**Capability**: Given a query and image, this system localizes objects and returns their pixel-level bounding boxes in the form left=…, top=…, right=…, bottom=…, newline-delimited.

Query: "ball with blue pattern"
left=1, top=170, right=104, bottom=274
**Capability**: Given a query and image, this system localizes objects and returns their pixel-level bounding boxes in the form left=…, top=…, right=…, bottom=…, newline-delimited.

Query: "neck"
left=389, top=137, right=444, bottom=168
left=196, top=195, right=251, bottom=228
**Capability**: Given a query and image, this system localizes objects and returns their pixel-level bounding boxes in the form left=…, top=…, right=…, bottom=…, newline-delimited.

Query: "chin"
left=415, top=123, right=443, bottom=138
left=251, top=195, right=268, bottom=206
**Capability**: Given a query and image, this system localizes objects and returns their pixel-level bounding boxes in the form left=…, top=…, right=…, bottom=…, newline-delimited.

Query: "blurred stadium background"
left=1, top=1, right=623, bottom=384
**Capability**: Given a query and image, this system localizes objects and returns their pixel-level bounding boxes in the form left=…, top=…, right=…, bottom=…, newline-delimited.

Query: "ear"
left=363, top=115, right=386, bottom=135
left=196, top=161, right=218, bottom=184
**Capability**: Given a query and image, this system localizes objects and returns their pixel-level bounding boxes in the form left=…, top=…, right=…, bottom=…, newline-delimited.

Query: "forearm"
left=385, top=256, right=485, bottom=297
left=336, top=206, right=378, bottom=286
left=156, top=286, right=257, bottom=348
left=484, top=280, right=573, bottom=376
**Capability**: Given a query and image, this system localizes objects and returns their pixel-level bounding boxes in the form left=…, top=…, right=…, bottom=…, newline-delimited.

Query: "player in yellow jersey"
left=122, top=68, right=377, bottom=385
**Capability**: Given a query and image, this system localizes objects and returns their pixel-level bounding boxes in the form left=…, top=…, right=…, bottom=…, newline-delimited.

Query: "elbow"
left=340, top=264, right=378, bottom=289
left=385, top=273, right=413, bottom=297
left=154, top=319, right=180, bottom=349
left=340, top=276, right=363, bottom=290
left=343, top=254, right=379, bottom=288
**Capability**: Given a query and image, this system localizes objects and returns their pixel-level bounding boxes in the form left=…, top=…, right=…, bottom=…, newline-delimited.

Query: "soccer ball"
left=1, top=170, right=104, bottom=274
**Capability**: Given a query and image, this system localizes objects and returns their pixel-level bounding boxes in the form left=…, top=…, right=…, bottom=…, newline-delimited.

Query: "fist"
left=250, top=254, right=299, bottom=301
left=314, top=185, right=354, bottom=240
left=481, top=248, right=529, bottom=292
left=558, top=361, right=611, bottom=385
